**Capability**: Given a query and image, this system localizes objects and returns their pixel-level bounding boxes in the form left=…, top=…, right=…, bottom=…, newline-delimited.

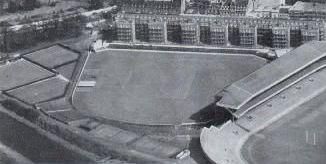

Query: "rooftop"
left=0, top=44, right=81, bottom=106
left=24, top=45, right=79, bottom=69
left=253, top=0, right=282, bottom=12
left=290, top=1, right=326, bottom=12
left=216, top=41, right=326, bottom=111
left=0, top=59, right=54, bottom=91
left=201, top=41, right=326, bottom=164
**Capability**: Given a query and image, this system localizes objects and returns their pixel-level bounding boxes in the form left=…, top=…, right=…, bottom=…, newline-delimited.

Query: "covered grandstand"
left=201, top=41, right=326, bottom=164
left=216, top=41, right=326, bottom=118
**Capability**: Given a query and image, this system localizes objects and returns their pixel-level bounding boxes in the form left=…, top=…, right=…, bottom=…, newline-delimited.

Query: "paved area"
left=242, top=89, right=326, bottom=164
left=73, top=49, right=266, bottom=125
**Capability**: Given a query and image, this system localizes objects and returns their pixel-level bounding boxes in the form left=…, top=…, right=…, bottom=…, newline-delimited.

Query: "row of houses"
left=289, top=2, right=326, bottom=20
left=112, top=13, right=324, bottom=49
left=285, top=0, right=326, bottom=5
left=251, top=1, right=326, bottom=20
left=118, top=0, right=181, bottom=15
left=185, top=0, right=247, bottom=16
left=0, top=13, right=83, bottom=52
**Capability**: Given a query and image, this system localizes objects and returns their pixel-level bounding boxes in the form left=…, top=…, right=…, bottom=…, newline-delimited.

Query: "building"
left=187, top=0, right=246, bottom=16
left=239, top=26, right=257, bottom=47
left=290, top=27, right=302, bottom=47
left=116, top=20, right=133, bottom=42
left=228, top=25, right=240, bottom=46
left=286, top=0, right=326, bottom=5
left=167, top=21, right=182, bottom=43
left=219, top=5, right=246, bottom=16
left=301, top=28, right=320, bottom=44
left=119, top=0, right=181, bottom=15
left=115, top=13, right=325, bottom=48
left=148, top=22, right=165, bottom=43
left=181, top=22, right=199, bottom=45
left=272, top=27, right=291, bottom=48
left=200, top=22, right=211, bottom=44
left=248, top=0, right=282, bottom=18
left=257, top=28, right=273, bottom=47
left=289, top=2, right=326, bottom=20
left=0, top=1, right=9, bottom=13
left=210, top=24, right=228, bottom=46
left=205, top=3, right=220, bottom=15
left=135, top=20, right=149, bottom=42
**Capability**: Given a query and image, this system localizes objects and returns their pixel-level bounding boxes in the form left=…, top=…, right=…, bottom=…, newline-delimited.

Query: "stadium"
left=72, top=47, right=267, bottom=127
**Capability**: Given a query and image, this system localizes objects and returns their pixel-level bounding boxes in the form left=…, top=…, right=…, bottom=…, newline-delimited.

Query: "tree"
left=7, top=1, right=18, bottom=13
left=0, top=21, right=11, bottom=52
left=22, top=0, right=38, bottom=11
left=88, top=0, right=104, bottom=10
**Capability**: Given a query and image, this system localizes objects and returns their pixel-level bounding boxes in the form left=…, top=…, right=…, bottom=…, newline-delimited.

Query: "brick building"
left=200, top=22, right=211, bottom=44
left=228, top=25, right=240, bottom=46
left=210, top=24, right=228, bottom=46
left=115, top=20, right=133, bottom=42
left=272, top=27, right=291, bottom=48
left=239, top=26, right=257, bottom=47
left=135, top=20, right=149, bottom=42
left=167, top=21, right=182, bottom=43
left=119, top=0, right=181, bottom=15
left=285, top=0, right=326, bottom=5
left=148, top=22, right=165, bottom=43
left=115, top=13, right=324, bottom=48
left=289, top=2, right=326, bottom=20
left=301, top=28, right=320, bottom=44
left=181, top=22, right=199, bottom=45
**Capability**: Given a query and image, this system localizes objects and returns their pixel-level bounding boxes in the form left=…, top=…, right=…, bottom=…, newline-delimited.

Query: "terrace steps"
left=235, top=57, right=326, bottom=118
